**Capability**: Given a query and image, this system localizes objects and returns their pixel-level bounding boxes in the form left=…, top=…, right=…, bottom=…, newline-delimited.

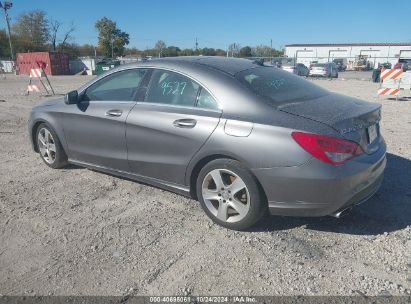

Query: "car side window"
left=197, top=88, right=219, bottom=110
left=83, top=69, right=147, bottom=101
left=145, top=69, right=200, bottom=107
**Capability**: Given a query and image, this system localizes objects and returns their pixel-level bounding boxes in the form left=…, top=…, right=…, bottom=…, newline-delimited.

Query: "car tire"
left=196, top=159, right=267, bottom=230
left=36, top=123, right=68, bottom=169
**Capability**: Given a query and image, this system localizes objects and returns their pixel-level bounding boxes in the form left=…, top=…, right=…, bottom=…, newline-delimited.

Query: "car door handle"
left=173, top=119, right=197, bottom=128
left=105, top=109, right=123, bottom=117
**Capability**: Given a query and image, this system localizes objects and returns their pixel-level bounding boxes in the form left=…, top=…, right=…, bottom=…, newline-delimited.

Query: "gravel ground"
left=0, top=74, right=410, bottom=297
left=337, top=70, right=373, bottom=81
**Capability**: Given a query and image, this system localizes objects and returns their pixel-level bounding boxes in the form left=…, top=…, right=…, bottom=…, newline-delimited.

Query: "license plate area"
left=367, top=124, right=378, bottom=144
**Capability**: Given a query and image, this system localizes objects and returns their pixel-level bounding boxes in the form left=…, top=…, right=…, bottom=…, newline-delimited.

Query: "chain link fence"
left=249, top=56, right=408, bottom=71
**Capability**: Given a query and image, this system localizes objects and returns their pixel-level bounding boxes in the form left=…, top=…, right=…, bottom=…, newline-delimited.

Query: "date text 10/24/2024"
left=149, top=296, right=257, bottom=303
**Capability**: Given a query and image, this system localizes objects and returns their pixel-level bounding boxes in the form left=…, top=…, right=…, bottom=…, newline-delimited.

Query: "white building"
left=284, top=43, right=411, bottom=69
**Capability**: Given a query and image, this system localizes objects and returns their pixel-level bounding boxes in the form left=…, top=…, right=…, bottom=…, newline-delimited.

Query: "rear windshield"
left=235, top=67, right=328, bottom=105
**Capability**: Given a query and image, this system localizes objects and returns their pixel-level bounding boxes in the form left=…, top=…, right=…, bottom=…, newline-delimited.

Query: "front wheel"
left=196, top=159, right=266, bottom=230
left=36, top=123, right=68, bottom=169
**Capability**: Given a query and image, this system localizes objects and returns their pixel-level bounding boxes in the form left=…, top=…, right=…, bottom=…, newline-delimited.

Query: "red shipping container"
left=16, top=52, right=70, bottom=76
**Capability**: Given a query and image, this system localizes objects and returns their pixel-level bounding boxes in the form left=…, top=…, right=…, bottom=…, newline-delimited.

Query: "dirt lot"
left=0, top=74, right=410, bottom=297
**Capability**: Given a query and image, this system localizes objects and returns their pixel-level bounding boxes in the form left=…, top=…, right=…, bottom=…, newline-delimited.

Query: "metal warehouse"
left=285, top=43, right=411, bottom=70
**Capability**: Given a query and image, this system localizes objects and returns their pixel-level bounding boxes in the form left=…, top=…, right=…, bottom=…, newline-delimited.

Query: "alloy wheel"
left=201, top=169, right=250, bottom=223
left=37, top=128, right=56, bottom=164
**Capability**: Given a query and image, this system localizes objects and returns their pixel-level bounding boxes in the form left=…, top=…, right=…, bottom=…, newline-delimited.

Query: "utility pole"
left=270, top=39, right=273, bottom=60
left=0, top=1, right=14, bottom=61
left=110, top=35, right=114, bottom=58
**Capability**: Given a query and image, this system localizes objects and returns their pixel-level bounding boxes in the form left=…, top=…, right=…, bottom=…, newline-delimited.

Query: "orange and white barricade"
left=29, top=68, right=43, bottom=78
left=377, top=68, right=411, bottom=99
left=380, top=68, right=403, bottom=81
left=27, top=84, right=40, bottom=93
left=26, top=68, right=54, bottom=96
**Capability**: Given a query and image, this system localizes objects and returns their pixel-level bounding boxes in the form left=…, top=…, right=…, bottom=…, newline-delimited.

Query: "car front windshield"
left=235, top=67, right=329, bottom=105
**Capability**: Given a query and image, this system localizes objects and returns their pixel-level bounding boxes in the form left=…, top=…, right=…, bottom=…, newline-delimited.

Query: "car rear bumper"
left=251, top=141, right=386, bottom=217
left=309, top=71, right=327, bottom=76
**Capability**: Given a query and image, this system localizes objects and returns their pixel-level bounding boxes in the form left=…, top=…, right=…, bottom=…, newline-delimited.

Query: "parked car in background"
left=332, top=58, right=347, bottom=71
left=29, top=57, right=385, bottom=230
left=396, top=59, right=411, bottom=71
left=309, top=63, right=339, bottom=78
left=379, top=62, right=392, bottom=70
left=281, top=63, right=309, bottom=76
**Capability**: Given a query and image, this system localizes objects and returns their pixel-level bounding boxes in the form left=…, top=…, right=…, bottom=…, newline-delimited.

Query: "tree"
left=239, top=46, right=252, bottom=58
left=252, top=45, right=272, bottom=57
left=95, top=17, right=129, bottom=57
left=0, top=29, right=10, bottom=58
left=49, top=20, right=75, bottom=52
left=124, top=47, right=142, bottom=57
left=57, top=42, right=80, bottom=59
left=49, top=19, right=61, bottom=51
left=59, top=22, right=75, bottom=51
left=179, top=48, right=194, bottom=56
left=202, top=47, right=216, bottom=56
left=228, top=43, right=241, bottom=57
left=77, top=44, right=97, bottom=57
left=163, top=46, right=180, bottom=57
left=215, top=49, right=227, bottom=56
left=272, top=48, right=284, bottom=57
left=12, top=10, right=49, bottom=52
left=154, top=40, right=166, bottom=57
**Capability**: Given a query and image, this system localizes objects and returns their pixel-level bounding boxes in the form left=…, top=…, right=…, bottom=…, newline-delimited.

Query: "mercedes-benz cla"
left=29, top=57, right=386, bottom=230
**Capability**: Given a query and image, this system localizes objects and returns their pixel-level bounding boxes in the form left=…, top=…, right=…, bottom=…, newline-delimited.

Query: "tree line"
left=0, top=10, right=283, bottom=60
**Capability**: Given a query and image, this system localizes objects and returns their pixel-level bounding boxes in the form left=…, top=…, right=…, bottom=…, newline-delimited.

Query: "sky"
left=2, top=0, right=411, bottom=50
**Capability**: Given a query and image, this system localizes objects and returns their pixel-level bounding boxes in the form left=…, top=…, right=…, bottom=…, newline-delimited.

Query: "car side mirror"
left=65, top=90, right=79, bottom=104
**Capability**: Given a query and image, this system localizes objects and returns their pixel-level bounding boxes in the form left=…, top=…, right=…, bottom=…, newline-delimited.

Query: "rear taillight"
left=292, top=132, right=363, bottom=165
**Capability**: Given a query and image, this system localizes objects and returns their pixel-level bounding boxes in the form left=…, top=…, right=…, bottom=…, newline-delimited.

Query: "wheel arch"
left=31, top=119, right=67, bottom=155
left=188, top=154, right=267, bottom=203
left=31, top=120, right=47, bottom=152
left=188, top=154, right=235, bottom=199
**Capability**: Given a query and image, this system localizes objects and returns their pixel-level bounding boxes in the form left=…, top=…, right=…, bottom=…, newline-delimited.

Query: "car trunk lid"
left=278, top=93, right=382, bottom=154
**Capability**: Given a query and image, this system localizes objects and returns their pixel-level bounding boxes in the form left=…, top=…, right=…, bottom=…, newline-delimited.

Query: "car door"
left=62, top=68, right=147, bottom=171
left=302, top=64, right=309, bottom=76
left=330, top=64, right=336, bottom=77
left=298, top=64, right=303, bottom=76
left=126, top=68, right=222, bottom=185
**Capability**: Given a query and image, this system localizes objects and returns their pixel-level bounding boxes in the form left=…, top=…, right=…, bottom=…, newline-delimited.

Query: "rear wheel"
left=196, top=159, right=266, bottom=230
left=36, top=123, right=68, bottom=169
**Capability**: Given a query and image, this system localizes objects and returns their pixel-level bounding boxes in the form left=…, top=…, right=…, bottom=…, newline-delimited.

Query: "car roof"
left=125, top=56, right=260, bottom=76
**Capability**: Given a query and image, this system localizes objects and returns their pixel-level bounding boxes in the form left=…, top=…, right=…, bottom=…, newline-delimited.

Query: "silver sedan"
left=29, top=57, right=386, bottom=230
